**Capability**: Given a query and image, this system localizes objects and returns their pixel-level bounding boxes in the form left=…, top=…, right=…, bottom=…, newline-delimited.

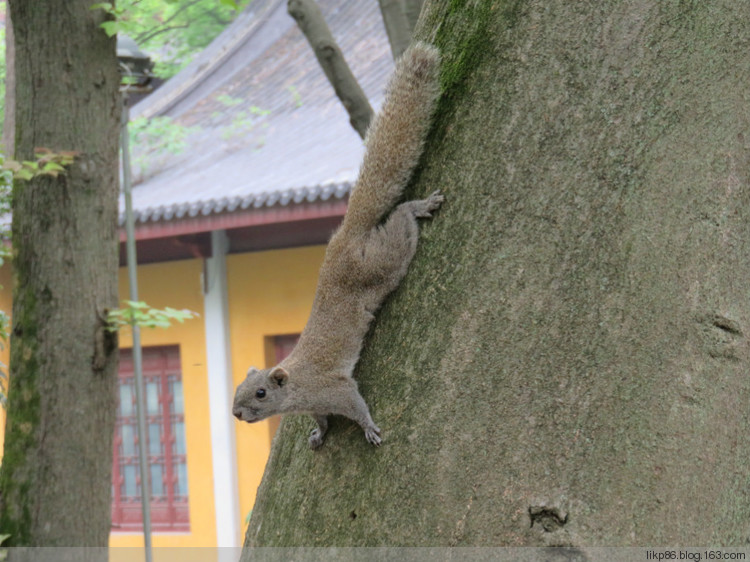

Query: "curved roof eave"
left=119, top=0, right=392, bottom=233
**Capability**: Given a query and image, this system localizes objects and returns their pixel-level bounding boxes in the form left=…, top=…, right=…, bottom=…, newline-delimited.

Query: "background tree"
left=0, top=0, right=121, bottom=549
left=287, top=0, right=373, bottom=139
left=244, top=0, right=750, bottom=549
left=105, top=0, right=252, bottom=79
left=289, top=0, right=425, bottom=139
left=377, top=0, right=424, bottom=59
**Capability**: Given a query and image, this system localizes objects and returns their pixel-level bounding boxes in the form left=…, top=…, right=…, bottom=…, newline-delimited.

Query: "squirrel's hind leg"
left=359, top=191, right=444, bottom=289
left=405, top=190, right=444, bottom=218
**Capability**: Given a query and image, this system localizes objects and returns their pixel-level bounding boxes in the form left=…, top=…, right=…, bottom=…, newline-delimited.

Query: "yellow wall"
left=227, top=245, right=325, bottom=539
left=0, top=264, right=12, bottom=456
left=110, top=258, right=214, bottom=548
left=0, top=244, right=325, bottom=551
left=112, top=244, right=325, bottom=548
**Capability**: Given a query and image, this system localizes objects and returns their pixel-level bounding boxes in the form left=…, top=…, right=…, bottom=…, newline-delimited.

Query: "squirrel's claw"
left=365, top=426, right=382, bottom=447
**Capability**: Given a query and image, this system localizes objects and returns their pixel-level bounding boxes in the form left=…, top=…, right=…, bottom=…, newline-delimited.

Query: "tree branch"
left=377, top=0, right=424, bottom=59
left=136, top=23, right=191, bottom=45
left=287, top=0, right=373, bottom=139
left=134, top=0, right=205, bottom=44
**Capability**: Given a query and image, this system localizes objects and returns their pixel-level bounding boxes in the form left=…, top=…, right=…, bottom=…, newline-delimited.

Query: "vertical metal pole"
left=120, top=95, right=153, bottom=562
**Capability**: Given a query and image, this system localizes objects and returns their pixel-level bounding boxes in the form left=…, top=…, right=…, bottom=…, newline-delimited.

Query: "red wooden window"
left=112, top=346, right=190, bottom=532
left=265, top=334, right=300, bottom=438
left=273, top=334, right=299, bottom=363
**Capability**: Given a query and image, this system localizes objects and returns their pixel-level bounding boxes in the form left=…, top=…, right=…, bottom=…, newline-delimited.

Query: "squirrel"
left=232, top=42, right=442, bottom=449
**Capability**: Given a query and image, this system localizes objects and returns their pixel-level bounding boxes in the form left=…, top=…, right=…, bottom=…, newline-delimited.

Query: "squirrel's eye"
left=255, top=388, right=266, bottom=399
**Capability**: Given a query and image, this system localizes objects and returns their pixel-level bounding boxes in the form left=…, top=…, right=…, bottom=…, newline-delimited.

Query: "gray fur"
left=232, top=42, right=442, bottom=448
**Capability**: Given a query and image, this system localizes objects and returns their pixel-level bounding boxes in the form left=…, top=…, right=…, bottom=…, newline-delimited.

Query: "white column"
left=203, top=229, right=240, bottom=550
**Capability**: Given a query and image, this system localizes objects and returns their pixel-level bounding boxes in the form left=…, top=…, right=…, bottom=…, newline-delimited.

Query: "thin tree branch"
left=134, top=0, right=204, bottom=43
left=288, top=0, right=373, bottom=139
left=377, top=0, right=424, bottom=59
left=136, top=23, right=191, bottom=45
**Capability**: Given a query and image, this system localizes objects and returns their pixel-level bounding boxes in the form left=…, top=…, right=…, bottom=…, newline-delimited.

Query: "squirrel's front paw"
left=364, top=425, right=382, bottom=447
left=309, top=428, right=326, bottom=450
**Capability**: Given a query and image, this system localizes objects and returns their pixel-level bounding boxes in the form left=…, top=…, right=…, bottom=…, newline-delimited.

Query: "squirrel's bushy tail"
left=341, top=42, right=441, bottom=235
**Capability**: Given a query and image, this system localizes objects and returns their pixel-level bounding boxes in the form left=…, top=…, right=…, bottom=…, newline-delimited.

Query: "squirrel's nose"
left=233, top=408, right=243, bottom=421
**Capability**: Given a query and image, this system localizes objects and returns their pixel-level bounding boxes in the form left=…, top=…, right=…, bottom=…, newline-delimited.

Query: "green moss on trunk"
left=244, top=0, right=750, bottom=549
left=0, top=0, right=121, bottom=548
left=0, top=279, right=40, bottom=544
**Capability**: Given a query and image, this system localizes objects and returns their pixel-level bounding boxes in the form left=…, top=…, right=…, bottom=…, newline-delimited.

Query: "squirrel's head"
left=232, top=365, right=289, bottom=423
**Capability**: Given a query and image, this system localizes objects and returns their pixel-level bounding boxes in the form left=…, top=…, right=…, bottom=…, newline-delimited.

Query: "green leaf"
left=100, top=20, right=120, bottom=37
left=107, top=300, right=198, bottom=332
left=217, top=94, right=243, bottom=107
left=43, top=162, right=66, bottom=173
left=219, top=0, right=239, bottom=9
left=90, top=2, right=114, bottom=12
left=15, top=169, right=34, bottom=181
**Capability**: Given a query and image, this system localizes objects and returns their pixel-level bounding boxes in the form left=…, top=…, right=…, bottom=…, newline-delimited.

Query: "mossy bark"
left=244, top=0, right=750, bottom=547
left=0, top=1, right=120, bottom=548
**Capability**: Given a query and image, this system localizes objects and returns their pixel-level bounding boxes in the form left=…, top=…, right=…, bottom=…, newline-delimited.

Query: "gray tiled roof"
left=122, top=0, right=393, bottom=225
left=130, top=182, right=351, bottom=223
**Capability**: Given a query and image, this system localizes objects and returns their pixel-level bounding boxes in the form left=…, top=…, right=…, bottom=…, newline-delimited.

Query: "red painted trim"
left=120, top=200, right=348, bottom=242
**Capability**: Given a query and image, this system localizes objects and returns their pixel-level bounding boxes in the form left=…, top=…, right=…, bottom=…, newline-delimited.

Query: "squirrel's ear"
left=247, top=367, right=260, bottom=376
left=269, top=366, right=289, bottom=387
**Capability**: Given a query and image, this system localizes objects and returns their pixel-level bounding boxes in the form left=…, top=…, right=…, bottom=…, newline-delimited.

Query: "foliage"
left=2, top=148, right=78, bottom=181
left=129, top=115, right=195, bottom=152
left=0, top=533, right=9, bottom=561
left=1, top=0, right=249, bottom=140
left=0, top=7, right=6, bottom=137
left=0, top=155, right=12, bottom=221
left=107, top=300, right=197, bottom=332
left=128, top=115, right=197, bottom=177
left=213, top=95, right=270, bottom=142
left=129, top=98, right=271, bottom=177
left=92, top=0, right=252, bottom=79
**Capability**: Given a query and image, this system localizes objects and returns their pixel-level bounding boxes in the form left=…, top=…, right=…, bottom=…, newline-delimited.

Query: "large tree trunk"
left=243, top=0, right=750, bottom=548
left=0, top=0, right=120, bottom=549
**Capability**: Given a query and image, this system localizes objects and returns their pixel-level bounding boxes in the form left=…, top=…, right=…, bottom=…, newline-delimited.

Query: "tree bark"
left=0, top=0, right=120, bottom=549
left=2, top=10, right=15, bottom=155
left=288, top=0, right=373, bottom=139
left=242, top=0, right=750, bottom=549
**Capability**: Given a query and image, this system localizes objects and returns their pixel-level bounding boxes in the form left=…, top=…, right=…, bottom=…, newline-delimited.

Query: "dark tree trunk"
left=242, top=0, right=750, bottom=549
left=0, top=0, right=120, bottom=548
